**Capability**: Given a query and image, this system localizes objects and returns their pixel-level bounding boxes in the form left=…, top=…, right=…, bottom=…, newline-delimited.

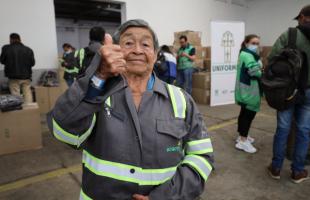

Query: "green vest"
left=177, top=44, right=194, bottom=70
left=235, top=51, right=262, bottom=112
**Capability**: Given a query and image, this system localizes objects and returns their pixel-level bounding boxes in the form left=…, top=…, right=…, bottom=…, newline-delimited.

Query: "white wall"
left=117, top=0, right=248, bottom=46
left=0, top=0, right=58, bottom=70
left=246, top=0, right=309, bottom=46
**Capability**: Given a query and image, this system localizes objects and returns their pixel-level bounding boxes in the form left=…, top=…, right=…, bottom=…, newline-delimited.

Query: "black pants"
left=237, top=105, right=257, bottom=137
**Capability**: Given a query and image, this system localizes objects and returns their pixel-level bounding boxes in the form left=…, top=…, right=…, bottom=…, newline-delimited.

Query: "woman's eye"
left=125, top=41, right=133, bottom=46
left=143, top=43, right=150, bottom=47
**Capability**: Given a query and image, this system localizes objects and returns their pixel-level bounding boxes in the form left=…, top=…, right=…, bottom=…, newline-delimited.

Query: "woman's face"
left=246, top=37, right=260, bottom=47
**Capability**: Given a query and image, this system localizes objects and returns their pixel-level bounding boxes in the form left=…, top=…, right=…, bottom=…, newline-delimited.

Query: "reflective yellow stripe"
left=182, top=155, right=212, bottom=181
left=52, top=114, right=96, bottom=147
left=105, top=96, right=111, bottom=107
left=186, top=138, right=213, bottom=155
left=80, top=189, right=92, bottom=200
left=82, top=150, right=177, bottom=185
left=79, top=48, right=85, bottom=67
left=64, top=67, right=79, bottom=74
left=167, top=84, right=186, bottom=118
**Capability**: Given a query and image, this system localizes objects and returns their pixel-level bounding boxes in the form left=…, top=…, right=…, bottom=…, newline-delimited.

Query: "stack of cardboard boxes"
left=0, top=103, right=42, bottom=155
left=0, top=67, right=69, bottom=156
left=192, top=72, right=211, bottom=105
left=172, top=30, right=211, bottom=105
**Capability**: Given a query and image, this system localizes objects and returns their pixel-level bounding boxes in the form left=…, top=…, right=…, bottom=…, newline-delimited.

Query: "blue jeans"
left=272, top=89, right=310, bottom=172
left=176, top=68, right=193, bottom=94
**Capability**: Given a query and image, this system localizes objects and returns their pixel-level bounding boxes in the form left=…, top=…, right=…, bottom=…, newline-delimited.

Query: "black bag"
left=261, top=28, right=308, bottom=111
left=154, top=52, right=168, bottom=75
left=78, top=47, right=96, bottom=76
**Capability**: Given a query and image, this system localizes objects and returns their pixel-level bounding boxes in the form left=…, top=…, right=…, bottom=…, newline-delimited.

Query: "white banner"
left=210, top=21, right=245, bottom=106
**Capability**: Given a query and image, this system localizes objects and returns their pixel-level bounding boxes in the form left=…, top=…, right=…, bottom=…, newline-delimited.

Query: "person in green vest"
left=235, top=34, right=262, bottom=154
left=60, top=43, right=78, bottom=86
left=176, top=35, right=196, bottom=94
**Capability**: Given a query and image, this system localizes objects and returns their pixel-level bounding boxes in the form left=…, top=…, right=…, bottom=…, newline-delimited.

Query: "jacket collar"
left=152, top=74, right=169, bottom=98
left=116, top=73, right=169, bottom=98
left=241, top=48, right=260, bottom=61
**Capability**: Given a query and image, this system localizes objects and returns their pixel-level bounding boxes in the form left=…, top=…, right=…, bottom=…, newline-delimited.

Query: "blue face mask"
left=247, top=45, right=258, bottom=53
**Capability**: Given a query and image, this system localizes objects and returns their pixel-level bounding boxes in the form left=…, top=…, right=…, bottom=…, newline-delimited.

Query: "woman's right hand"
left=97, top=34, right=127, bottom=80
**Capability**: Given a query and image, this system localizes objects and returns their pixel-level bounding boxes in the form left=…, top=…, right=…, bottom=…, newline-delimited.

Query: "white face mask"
left=247, top=44, right=258, bottom=53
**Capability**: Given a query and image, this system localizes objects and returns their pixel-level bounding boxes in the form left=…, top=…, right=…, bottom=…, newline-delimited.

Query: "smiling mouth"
left=127, top=59, right=146, bottom=63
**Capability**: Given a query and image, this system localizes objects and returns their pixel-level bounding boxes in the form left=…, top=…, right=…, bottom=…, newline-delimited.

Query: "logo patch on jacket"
left=166, top=142, right=182, bottom=152
left=166, top=146, right=181, bottom=152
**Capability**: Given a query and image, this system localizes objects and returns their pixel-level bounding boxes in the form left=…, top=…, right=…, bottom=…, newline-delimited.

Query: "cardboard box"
left=191, top=88, right=210, bottom=105
left=194, top=59, right=204, bottom=69
left=49, top=86, right=64, bottom=110
left=192, top=72, right=211, bottom=89
left=35, top=86, right=49, bottom=114
left=195, top=46, right=204, bottom=59
left=203, top=47, right=211, bottom=59
left=174, top=30, right=202, bottom=46
left=35, top=86, right=66, bottom=114
left=204, top=58, right=211, bottom=72
left=0, top=103, right=42, bottom=155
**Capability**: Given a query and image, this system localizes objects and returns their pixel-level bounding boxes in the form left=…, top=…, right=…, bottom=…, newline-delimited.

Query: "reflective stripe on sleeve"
left=167, top=84, right=186, bottom=119
left=182, top=155, right=212, bottom=181
left=64, top=67, right=79, bottom=74
left=80, top=189, right=92, bottom=200
left=186, top=138, right=213, bottom=155
left=105, top=96, right=111, bottom=107
left=82, top=150, right=177, bottom=186
left=52, top=114, right=96, bottom=147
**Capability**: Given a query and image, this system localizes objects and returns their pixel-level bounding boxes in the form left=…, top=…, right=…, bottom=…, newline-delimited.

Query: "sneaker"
left=235, top=140, right=257, bottom=153
left=236, top=136, right=255, bottom=144
left=267, top=165, right=281, bottom=180
left=291, top=170, right=309, bottom=184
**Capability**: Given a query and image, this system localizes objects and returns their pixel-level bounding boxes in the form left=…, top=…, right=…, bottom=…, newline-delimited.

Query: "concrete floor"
left=0, top=101, right=309, bottom=200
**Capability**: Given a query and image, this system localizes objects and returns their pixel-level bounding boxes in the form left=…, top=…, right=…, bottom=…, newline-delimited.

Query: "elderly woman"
left=47, top=19, right=213, bottom=200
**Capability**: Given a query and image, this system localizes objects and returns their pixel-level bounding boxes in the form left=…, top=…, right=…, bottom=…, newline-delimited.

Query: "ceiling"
left=54, top=0, right=122, bottom=23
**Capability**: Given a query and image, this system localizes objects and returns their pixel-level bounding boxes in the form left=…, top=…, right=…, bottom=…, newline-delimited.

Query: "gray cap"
left=113, top=19, right=159, bottom=50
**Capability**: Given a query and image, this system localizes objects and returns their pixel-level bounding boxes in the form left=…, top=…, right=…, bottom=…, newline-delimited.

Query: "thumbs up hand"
left=97, top=33, right=127, bottom=80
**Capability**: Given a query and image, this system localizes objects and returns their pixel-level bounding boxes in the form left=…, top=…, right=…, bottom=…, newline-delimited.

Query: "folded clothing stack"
left=0, top=95, right=24, bottom=112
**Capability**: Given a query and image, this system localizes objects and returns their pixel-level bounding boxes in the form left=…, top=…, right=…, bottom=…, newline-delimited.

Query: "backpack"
left=76, top=47, right=96, bottom=76
left=261, top=28, right=308, bottom=111
left=154, top=51, right=168, bottom=75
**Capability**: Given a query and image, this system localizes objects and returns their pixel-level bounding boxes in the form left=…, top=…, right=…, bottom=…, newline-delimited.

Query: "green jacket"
left=268, top=28, right=310, bottom=86
left=177, top=44, right=194, bottom=70
left=235, top=50, right=262, bottom=112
